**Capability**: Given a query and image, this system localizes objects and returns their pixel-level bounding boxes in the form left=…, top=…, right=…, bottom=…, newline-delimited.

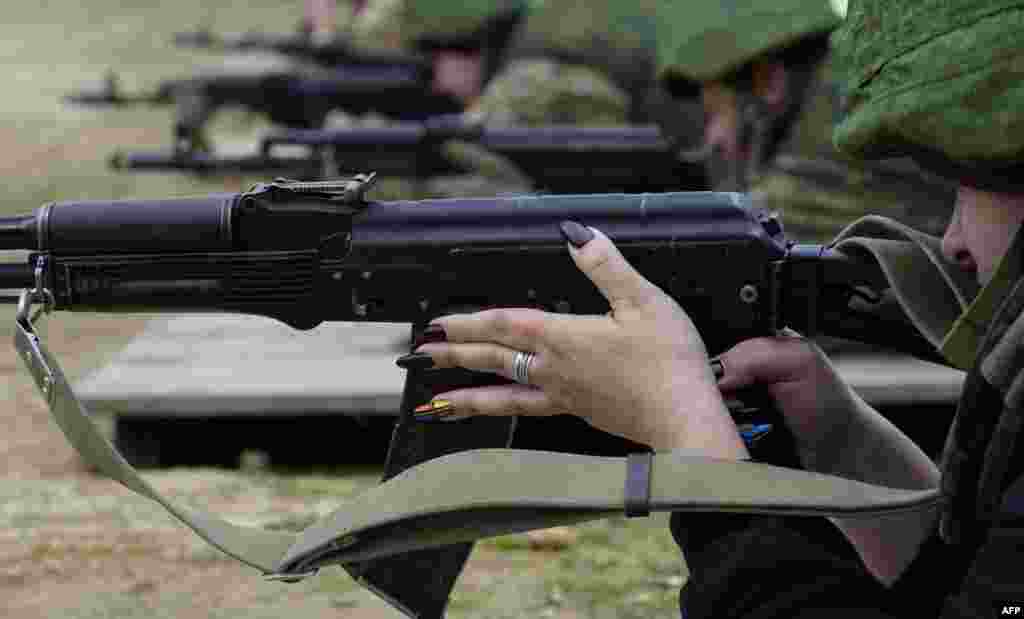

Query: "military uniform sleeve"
left=670, top=512, right=904, bottom=618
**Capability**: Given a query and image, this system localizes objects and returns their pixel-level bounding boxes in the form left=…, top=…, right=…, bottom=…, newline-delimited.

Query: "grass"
left=481, top=516, right=688, bottom=618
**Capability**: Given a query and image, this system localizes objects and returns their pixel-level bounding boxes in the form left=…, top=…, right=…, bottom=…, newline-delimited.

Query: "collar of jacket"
left=941, top=223, right=1024, bottom=370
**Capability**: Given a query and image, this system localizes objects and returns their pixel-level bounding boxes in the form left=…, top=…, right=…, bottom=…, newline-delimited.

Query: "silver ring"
left=512, top=351, right=536, bottom=385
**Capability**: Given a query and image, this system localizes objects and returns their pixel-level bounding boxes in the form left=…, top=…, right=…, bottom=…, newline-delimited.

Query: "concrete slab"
left=74, top=313, right=967, bottom=419
left=75, top=314, right=411, bottom=417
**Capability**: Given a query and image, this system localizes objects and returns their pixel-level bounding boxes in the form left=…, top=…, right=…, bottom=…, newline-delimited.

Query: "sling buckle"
left=624, top=452, right=653, bottom=518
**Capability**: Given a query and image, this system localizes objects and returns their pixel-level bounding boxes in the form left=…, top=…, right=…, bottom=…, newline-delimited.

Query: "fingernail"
left=739, top=423, right=772, bottom=446
left=413, top=399, right=455, bottom=421
left=396, top=352, right=435, bottom=371
left=559, top=221, right=594, bottom=249
left=710, top=359, right=725, bottom=381
left=413, top=324, right=447, bottom=348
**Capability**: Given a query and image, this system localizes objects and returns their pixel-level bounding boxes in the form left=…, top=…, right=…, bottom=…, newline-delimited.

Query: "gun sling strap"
left=14, top=220, right=971, bottom=610
left=14, top=307, right=943, bottom=574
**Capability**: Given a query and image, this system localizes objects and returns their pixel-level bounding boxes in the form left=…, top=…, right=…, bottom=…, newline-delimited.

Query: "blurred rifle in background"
left=64, top=62, right=460, bottom=154
left=64, top=7, right=527, bottom=154
left=110, top=117, right=708, bottom=194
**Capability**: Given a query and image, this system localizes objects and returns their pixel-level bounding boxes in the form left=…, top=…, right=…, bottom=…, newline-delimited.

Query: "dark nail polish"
left=396, top=352, right=435, bottom=371
left=414, top=324, right=447, bottom=348
left=559, top=221, right=594, bottom=249
left=710, top=359, right=725, bottom=380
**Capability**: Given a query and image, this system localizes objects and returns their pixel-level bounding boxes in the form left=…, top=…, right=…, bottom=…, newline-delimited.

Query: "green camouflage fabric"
left=466, top=59, right=629, bottom=126
left=655, top=0, right=840, bottom=82
left=651, top=0, right=953, bottom=241
left=350, top=0, right=524, bottom=51
left=451, top=0, right=662, bottom=195
left=516, top=0, right=658, bottom=60
left=440, top=59, right=630, bottom=197
left=751, top=57, right=955, bottom=242
left=833, top=1, right=1024, bottom=168
left=499, top=0, right=661, bottom=121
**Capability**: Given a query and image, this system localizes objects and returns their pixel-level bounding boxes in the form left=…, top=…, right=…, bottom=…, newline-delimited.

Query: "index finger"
left=428, top=307, right=604, bottom=353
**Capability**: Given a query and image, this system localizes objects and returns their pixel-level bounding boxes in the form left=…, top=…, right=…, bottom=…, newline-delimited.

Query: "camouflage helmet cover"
left=516, top=0, right=659, bottom=60
left=833, top=0, right=1024, bottom=191
left=655, top=0, right=841, bottom=83
left=353, top=0, right=525, bottom=49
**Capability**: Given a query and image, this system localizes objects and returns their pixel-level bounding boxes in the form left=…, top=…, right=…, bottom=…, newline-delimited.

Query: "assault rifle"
left=110, top=119, right=708, bottom=194
left=65, top=62, right=461, bottom=154
left=173, top=5, right=525, bottom=70
left=67, top=8, right=528, bottom=154
left=1, top=176, right=943, bottom=617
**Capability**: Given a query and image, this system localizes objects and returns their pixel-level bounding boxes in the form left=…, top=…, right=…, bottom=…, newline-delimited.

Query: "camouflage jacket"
left=468, top=0, right=669, bottom=126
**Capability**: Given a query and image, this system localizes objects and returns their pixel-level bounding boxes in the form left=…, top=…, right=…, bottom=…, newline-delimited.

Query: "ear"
left=751, top=60, right=788, bottom=107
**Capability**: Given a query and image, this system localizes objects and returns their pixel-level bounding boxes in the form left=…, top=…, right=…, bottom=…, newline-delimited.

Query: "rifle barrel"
left=262, top=124, right=670, bottom=150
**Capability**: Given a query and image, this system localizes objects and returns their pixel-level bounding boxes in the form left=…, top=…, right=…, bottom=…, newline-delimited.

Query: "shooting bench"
left=73, top=315, right=966, bottom=468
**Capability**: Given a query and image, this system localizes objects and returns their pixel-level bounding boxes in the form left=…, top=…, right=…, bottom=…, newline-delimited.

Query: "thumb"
left=714, top=335, right=820, bottom=393
left=559, top=222, right=661, bottom=315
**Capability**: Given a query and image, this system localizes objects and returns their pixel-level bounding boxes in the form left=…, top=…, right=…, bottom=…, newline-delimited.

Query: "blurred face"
left=700, top=81, right=744, bottom=163
left=698, top=61, right=787, bottom=190
left=941, top=185, right=1024, bottom=285
left=432, top=51, right=483, bottom=104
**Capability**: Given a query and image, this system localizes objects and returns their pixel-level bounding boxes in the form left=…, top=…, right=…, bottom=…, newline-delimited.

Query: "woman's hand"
left=713, top=333, right=861, bottom=472
left=406, top=222, right=748, bottom=457
left=715, top=334, right=941, bottom=586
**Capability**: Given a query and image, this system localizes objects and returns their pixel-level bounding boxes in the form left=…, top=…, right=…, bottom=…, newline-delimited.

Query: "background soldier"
left=407, top=0, right=705, bottom=197
left=656, top=0, right=955, bottom=241
left=172, top=1, right=524, bottom=158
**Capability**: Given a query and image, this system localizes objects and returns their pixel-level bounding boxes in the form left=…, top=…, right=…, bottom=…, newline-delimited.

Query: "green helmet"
left=352, top=0, right=525, bottom=51
left=656, top=0, right=841, bottom=83
left=833, top=0, right=1024, bottom=192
